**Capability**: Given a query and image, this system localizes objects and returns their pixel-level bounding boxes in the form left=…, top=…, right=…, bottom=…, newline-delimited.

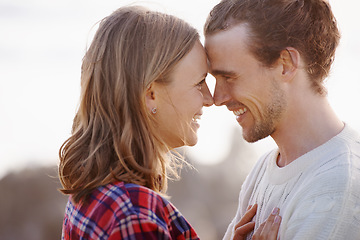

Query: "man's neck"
left=272, top=96, right=344, bottom=167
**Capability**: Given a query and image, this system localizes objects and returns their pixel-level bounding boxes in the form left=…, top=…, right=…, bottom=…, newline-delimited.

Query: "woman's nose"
left=201, top=83, right=214, bottom=107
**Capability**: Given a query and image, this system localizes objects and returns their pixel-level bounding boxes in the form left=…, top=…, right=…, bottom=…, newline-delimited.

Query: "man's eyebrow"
left=210, top=69, right=237, bottom=77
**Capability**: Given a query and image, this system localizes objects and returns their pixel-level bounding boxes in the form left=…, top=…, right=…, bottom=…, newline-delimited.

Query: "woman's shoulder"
left=99, top=182, right=194, bottom=235
left=92, top=182, right=173, bottom=219
left=121, top=182, right=175, bottom=219
left=122, top=181, right=166, bottom=204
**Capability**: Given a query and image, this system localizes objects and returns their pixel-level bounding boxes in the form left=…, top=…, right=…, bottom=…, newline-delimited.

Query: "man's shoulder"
left=334, top=124, right=360, bottom=156
left=298, top=150, right=360, bottom=199
left=312, top=126, right=360, bottom=178
left=303, top=124, right=360, bottom=179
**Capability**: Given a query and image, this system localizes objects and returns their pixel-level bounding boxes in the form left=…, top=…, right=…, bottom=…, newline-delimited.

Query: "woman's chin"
left=185, top=135, right=198, bottom=147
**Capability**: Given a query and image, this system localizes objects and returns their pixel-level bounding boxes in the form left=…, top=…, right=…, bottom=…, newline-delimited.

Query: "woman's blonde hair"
left=59, top=6, right=199, bottom=203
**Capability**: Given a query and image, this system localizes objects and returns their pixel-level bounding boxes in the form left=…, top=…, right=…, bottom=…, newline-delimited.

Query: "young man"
left=204, top=0, right=360, bottom=239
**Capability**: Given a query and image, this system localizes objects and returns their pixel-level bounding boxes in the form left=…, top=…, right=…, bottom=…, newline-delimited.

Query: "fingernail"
left=274, top=215, right=281, bottom=223
left=272, top=207, right=279, bottom=215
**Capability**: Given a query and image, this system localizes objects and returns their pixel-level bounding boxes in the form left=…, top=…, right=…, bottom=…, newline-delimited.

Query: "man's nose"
left=213, top=80, right=230, bottom=106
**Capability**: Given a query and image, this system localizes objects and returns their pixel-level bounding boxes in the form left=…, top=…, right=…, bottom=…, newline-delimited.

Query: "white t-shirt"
left=223, top=124, right=360, bottom=240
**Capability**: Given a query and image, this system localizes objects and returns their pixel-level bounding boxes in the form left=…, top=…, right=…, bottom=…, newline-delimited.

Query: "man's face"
left=205, top=24, right=286, bottom=143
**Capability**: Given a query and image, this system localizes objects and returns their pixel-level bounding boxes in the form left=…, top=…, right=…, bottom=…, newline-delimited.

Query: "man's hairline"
left=204, top=19, right=250, bottom=37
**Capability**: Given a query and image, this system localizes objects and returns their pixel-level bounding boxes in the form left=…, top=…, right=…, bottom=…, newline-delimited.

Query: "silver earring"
left=151, top=107, right=157, bottom=114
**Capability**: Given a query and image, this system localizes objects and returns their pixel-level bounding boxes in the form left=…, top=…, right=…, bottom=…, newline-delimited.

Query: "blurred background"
left=0, top=0, right=359, bottom=239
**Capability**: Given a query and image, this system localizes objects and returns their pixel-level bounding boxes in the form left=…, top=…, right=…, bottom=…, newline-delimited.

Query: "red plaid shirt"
left=62, top=181, right=199, bottom=239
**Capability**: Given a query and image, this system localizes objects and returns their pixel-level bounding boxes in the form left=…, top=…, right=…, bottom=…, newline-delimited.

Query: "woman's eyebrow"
left=210, top=69, right=237, bottom=77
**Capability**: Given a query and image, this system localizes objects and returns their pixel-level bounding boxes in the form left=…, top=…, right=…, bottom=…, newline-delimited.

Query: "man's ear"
left=280, top=47, right=300, bottom=82
left=145, top=83, right=157, bottom=112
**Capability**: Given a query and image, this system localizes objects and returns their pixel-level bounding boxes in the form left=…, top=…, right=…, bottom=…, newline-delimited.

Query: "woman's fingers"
left=253, top=221, right=265, bottom=239
left=269, top=215, right=281, bottom=239
left=234, top=222, right=255, bottom=240
left=234, top=204, right=258, bottom=229
left=232, top=205, right=281, bottom=240
left=232, top=204, right=258, bottom=240
left=252, top=207, right=281, bottom=240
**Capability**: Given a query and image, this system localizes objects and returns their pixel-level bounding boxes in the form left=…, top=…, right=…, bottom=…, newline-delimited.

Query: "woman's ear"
left=145, top=83, right=157, bottom=113
left=280, top=47, right=300, bottom=82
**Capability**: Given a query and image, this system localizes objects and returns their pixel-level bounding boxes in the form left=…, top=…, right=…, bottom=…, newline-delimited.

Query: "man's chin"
left=242, top=128, right=270, bottom=143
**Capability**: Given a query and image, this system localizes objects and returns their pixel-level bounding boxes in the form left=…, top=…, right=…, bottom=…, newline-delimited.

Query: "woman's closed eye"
left=196, top=79, right=206, bottom=90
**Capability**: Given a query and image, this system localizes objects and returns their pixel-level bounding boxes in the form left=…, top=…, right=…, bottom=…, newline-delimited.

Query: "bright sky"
left=0, top=0, right=359, bottom=179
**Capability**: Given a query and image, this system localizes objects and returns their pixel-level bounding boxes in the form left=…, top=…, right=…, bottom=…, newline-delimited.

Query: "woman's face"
left=152, top=41, right=213, bottom=149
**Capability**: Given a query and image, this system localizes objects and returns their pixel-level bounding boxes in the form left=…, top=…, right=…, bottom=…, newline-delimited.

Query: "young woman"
left=58, top=6, right=280, bottom=240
